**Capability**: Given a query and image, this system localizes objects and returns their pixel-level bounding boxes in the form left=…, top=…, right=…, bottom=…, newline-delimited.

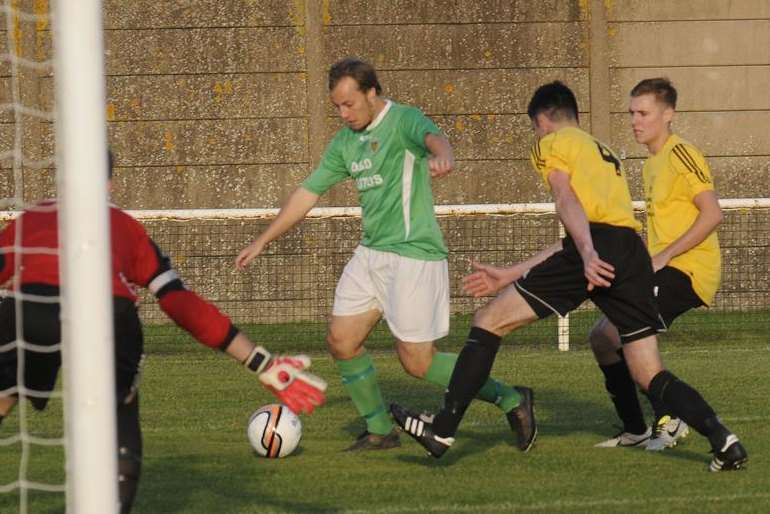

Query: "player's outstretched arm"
left=425, top=133, right=455, bottom=178
left=548, top=170, right=615, bottom=291
left=462, top=241, right=564, bottom=297
left=227, top=333, right=327, bottom=415
left=235, top=187, right=320, bottom=270
left=651, top=190, right=723, bottom=271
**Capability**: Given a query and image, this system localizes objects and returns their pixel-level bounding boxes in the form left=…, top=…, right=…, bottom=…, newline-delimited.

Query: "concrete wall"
left=1, top=0, right=768, bottom=207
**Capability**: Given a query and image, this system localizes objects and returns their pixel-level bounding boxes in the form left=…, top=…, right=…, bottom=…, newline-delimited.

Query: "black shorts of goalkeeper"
left=0, top=284, right=145, bottom=410
left=515, top=223, right=665, bottom=344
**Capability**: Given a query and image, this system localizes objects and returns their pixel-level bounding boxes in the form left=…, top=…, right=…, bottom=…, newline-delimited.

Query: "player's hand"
left=462, top=261, right=518, bottom=297
left=651, top=252, right=669, bottom=272
left=428, top=155, right=454, bottom=178
left=580, top=248, right=615, bottom=291
left=259, top=355, right=327, bottom=415
left=235, top=240, right=266, bottom=270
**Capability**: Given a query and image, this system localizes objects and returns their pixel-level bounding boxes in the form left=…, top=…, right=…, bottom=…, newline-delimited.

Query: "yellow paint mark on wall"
left=163, top=130, right=176, bottom=152
left=289, top=0, right=305, bottom=36
left=483, top=49, right=493, bottom=60
left=470, top=114, right=481, bottom=121
left=173, top=255, right=187, bottom=266
left=175, top=165, right=186, bottom=174
left=322, top=0, right=332, bottom=25
left=34, top=0, right=49, bottom=31
left=454, top=119, right=465, bottom=132
left=578, top=0, right=589, bottom=19
left=11, top=0, right=22, bottom=58
left=297, top=46, right=306, bottom=56
left=443, top=83, right=455, bottom=94
left=106, top=103, right=116, bottom=121
left=213, top=80, right=233, bottom=99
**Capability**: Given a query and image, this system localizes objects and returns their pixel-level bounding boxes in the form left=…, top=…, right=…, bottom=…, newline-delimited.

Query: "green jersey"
left=303, top=101, right=448, bottom=261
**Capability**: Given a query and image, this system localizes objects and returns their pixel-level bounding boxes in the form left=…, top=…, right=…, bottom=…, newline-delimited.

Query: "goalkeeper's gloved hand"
left=243, top=346, right=327, bottom=415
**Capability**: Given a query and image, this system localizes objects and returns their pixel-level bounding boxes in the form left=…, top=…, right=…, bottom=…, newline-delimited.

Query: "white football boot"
left=645, top=415, right=690, bottom=451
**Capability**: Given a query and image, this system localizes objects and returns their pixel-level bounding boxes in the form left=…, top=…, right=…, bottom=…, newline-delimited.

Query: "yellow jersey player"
left=590, top=78, right=724, bottom=452
left=392, top=81, right=747, bottom=472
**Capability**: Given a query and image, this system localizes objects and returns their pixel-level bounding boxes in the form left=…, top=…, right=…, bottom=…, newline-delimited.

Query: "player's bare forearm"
left=548, top=170, right=614, bottom=289
left=425, top=133, right=454, bottom=178
left=236, top=187, right=319, bottom=269
left=653, top=190, right=723, bottom=269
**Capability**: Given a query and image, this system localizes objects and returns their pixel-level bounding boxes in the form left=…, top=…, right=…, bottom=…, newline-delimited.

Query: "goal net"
left=1, top=1, right=117, bottom=513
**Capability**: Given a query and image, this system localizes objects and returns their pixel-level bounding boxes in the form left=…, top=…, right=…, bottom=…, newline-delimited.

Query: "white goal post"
left=52, top=1, right=118, bottom=513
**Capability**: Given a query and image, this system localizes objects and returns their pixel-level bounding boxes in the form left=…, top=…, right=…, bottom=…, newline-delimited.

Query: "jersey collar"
left=365, top=100, right=392, bottom=132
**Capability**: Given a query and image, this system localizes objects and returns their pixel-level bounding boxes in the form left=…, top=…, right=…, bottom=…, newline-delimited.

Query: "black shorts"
left=654, top=266, right=705, bottom=329
left=515, top=223, right=664, bottom=344
left=0, top=284, right=144, bottom=410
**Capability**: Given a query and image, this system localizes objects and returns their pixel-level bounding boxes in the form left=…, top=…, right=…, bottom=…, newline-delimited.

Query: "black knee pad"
left=118, top=445, right=142, bottom=514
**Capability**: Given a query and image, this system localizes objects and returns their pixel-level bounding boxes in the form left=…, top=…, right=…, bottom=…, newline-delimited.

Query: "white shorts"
left=333, top=245, right=449, bottom=343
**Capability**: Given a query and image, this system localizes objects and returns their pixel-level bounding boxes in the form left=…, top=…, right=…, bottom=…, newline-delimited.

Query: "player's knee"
left=118, top=446, right=142, bottom=514
left=397, top=350, right=432, bottom=379
left=471, top=304, right=502, bottom=333
left=325, top=331, right=361, bottom=360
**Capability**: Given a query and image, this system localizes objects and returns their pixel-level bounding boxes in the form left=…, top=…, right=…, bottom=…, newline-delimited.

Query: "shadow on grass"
left=137, top=452, right=342, bottom=514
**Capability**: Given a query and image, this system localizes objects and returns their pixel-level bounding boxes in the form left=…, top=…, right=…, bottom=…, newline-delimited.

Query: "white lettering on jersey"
left=355, top=174, right=383, bottom=190
left=350, top=158, right=372, bottom=174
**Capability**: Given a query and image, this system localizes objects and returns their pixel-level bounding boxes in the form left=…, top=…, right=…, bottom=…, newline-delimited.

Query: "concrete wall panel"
left=608, top=0, right=770, bottom=21
left=108, top=119, right=307, bottom=167
left=610, top=20, right=770, bottom=67
left=98, top=73, right=307, bottom=121
left=610, top=66, right=770, bottom=112
left=374, top=69, right=589, bottom=116
left=324, top=23, right=587, bottom=69
left=611, top=112, right=770, bottom=158
left=104, top=0, right=302, bottom=29
left=110, top=164, right=309, bottom=209
left=325, top=0, right=585, bottom=24
left=105, top=28, right=305, bottom=75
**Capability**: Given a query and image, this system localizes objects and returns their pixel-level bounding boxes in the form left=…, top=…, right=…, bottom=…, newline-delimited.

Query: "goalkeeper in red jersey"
left=0, top=153, right=326, bottom=514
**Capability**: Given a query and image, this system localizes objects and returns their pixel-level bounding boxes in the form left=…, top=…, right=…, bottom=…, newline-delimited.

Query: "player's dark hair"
left=630, top=77, right=677, bottom=109
left=328, top=58, right=382, bottom=95
left=527, top=81, right=579, bottom=123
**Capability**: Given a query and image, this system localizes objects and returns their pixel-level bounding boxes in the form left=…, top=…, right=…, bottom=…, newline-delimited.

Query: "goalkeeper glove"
left=243, top=346, right=327, bottom=415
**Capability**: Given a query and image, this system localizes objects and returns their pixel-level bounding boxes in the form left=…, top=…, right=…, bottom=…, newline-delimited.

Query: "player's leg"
left=328, top=310, right=398, bottom=450
left=642, top=266, right=704, bottom=450
left=392, top=285, right=540, bottom=457
left=598, top=232, right=746, bottom=470
left=327, top=246, right=397, bottom=450
left=589, top=316, right=649, bottom=447
left=0, top=296, right=18, bottom=426
left=117, top=393, right=142, bottom=514
left=384, top=254, right=524, bottom=417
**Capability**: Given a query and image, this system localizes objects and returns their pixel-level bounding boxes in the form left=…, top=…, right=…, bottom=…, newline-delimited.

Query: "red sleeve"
left=0, top=219, right=17, bottom=286
left=116, top=211, right=238, bottom=350
left=158, top=290, right=238, bottom=349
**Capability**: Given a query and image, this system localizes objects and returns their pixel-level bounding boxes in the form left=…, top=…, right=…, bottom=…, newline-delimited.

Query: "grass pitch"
left=1, top=325, right=769, bottom=513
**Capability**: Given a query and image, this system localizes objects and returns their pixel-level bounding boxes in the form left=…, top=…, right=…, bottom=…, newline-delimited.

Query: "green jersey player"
left=236, top=58, right=528, bottom=450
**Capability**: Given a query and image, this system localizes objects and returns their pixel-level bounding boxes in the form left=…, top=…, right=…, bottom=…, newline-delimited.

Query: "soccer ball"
left=247, top=404, right=302, bottom=458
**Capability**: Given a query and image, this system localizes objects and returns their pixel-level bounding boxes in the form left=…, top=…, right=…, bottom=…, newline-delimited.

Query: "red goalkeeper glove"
left=244, top=347, right=327, bottom=415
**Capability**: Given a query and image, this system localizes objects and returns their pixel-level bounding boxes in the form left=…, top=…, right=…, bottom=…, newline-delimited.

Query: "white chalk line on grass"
left=339, top=491, right=770, bottom=514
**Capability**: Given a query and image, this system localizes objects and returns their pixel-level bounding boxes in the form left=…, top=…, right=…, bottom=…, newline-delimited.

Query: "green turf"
left=1, top=334, right=769, bottom=513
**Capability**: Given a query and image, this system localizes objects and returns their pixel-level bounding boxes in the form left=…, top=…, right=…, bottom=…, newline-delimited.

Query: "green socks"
left=425, top=352, right=521, bottom=412
left=336, top=352, right=394, bottom=436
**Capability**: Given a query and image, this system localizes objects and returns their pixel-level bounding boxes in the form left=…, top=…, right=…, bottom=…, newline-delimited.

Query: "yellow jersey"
left=643, top=134, right=721, bottom=305
left=530, top=126, right=641, bottom=231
